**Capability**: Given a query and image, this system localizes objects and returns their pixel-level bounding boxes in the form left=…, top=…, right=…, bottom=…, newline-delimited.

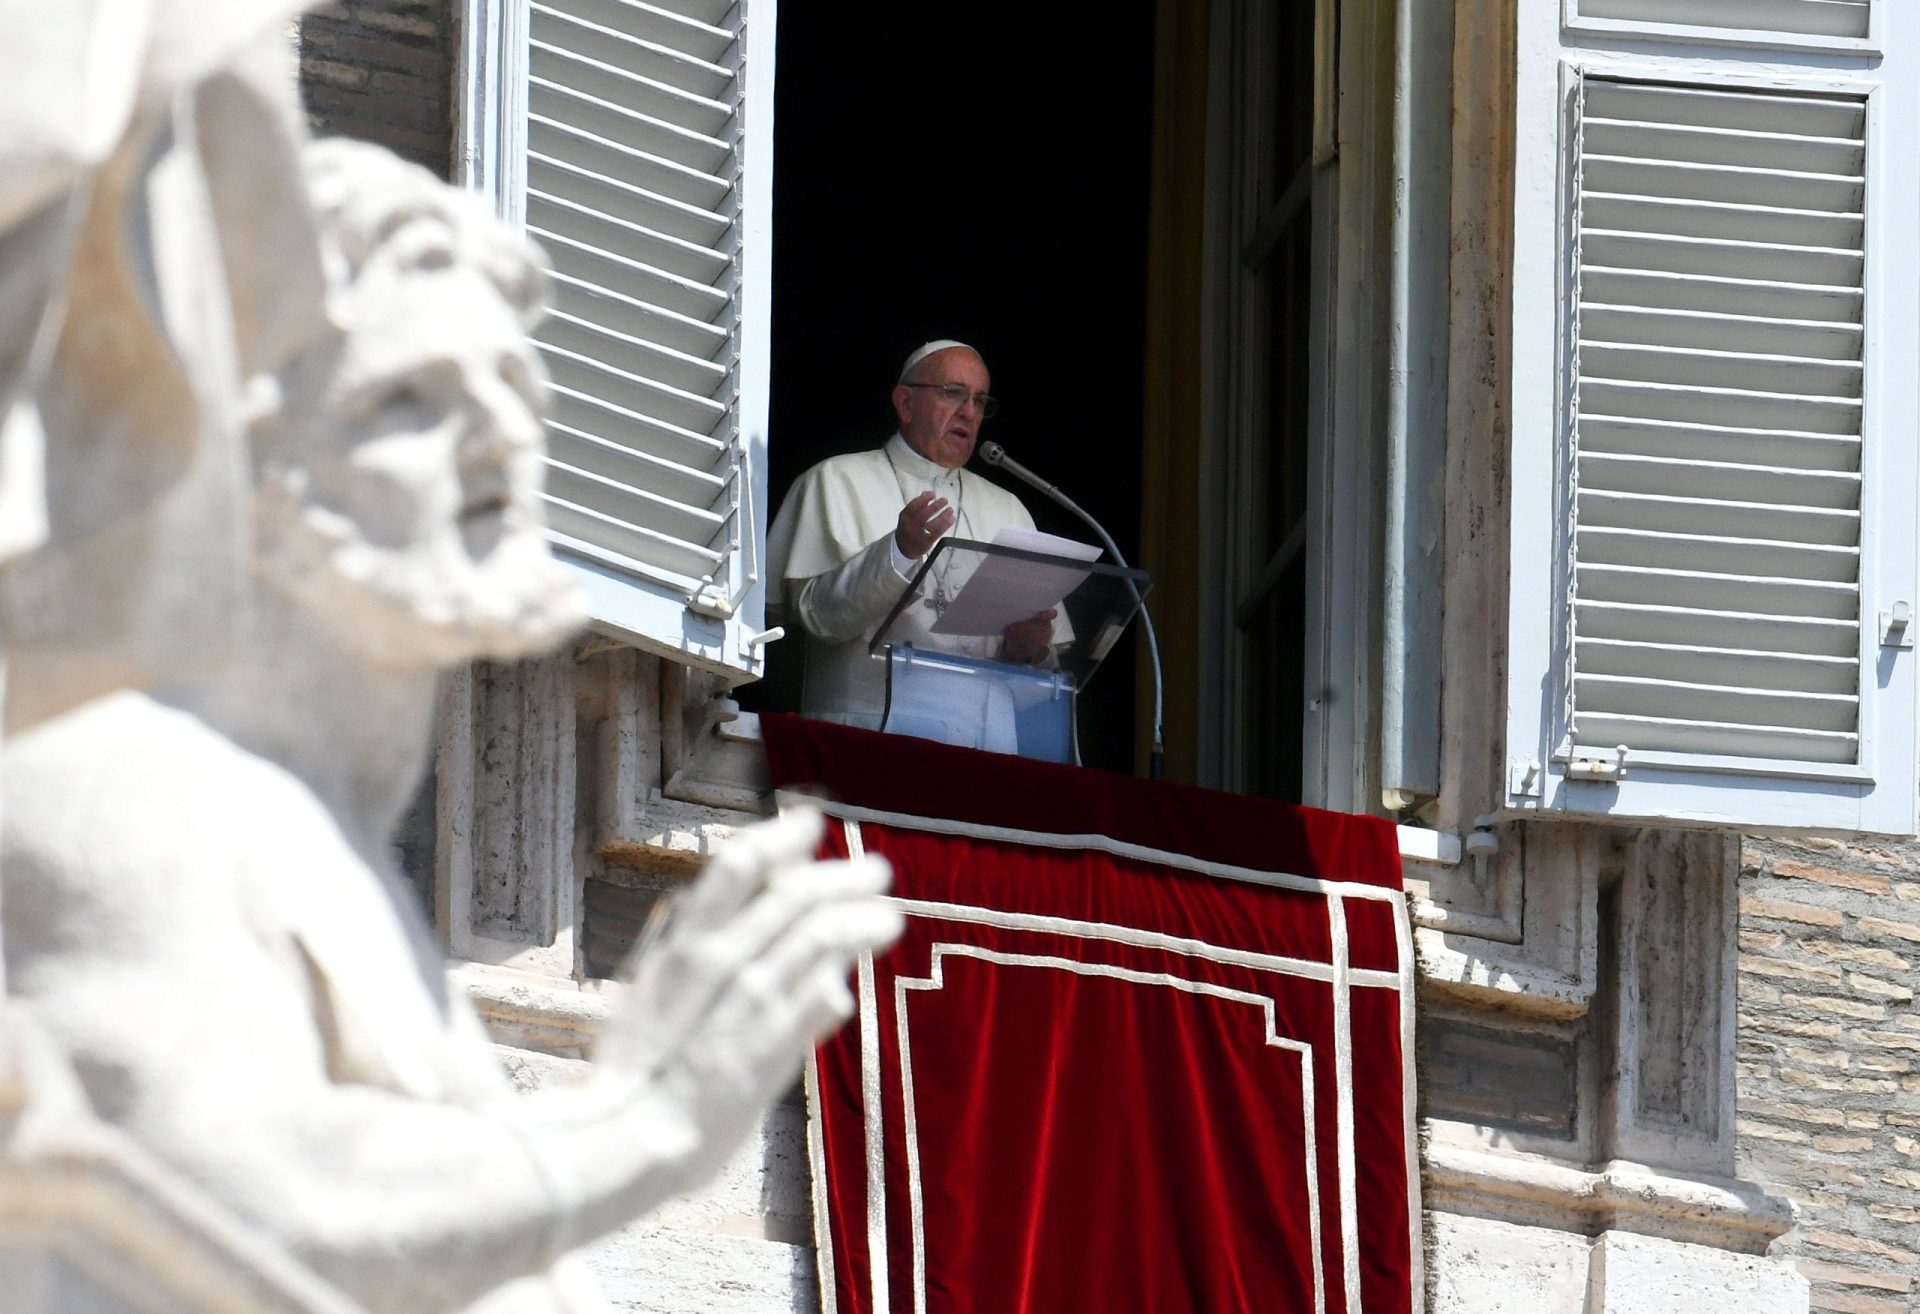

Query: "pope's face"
left=265, top=221, right=582, bottom=665
left=893, top=347, right=990, bottom=469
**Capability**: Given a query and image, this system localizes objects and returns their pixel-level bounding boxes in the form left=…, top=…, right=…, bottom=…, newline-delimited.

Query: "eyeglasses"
left=903, top=381, right=999, bottom=419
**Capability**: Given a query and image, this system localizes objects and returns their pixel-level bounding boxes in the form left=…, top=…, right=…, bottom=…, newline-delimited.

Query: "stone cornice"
left=453, top=970, right=1805, bottom=1261
left=455, top=962, right=610, bottom=1060
left=1424, top=1138, right=1798, bottom=1254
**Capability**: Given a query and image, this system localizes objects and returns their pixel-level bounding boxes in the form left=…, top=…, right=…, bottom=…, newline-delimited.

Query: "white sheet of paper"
left=929, top=527, right=1101, bottom=638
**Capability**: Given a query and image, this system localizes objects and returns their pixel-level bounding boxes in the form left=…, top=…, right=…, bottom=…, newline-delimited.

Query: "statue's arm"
left=147, top=1052, right=712, bottom=1313
left=103, top=808, right=891, bottom=1314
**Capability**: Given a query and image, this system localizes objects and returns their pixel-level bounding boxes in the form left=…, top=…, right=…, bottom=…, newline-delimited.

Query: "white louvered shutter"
left=468, top=0, right=776, bottom=680
left=1571, top=0, right=1874, bottom=46
left=1503, top=0, right=1919, bottom=833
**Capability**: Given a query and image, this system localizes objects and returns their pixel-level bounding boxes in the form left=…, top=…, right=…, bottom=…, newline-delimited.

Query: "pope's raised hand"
left=895, top=490, right=956, bottom=560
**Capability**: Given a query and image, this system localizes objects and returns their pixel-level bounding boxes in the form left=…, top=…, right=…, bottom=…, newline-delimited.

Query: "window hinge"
left=688, top=586, right=735, bottom=620
left=1508, top=758, right=1543, bottom=799
left=1566, top=744, right=1629, bottom=782
left=1464, top=815, right=1501, bottom=891
left=1881, top=601, right=1913, bottom=649
left=738, top=626, right=783, bottom=663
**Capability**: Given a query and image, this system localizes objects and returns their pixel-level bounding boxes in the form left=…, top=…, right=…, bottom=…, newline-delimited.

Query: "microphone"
left=979, top=441, right=1062, bottom=501
left=979, top=441, right=1166, bottom=780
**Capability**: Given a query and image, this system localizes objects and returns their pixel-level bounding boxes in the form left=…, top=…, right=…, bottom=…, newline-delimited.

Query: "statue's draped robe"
left=0, top=4, right=324, bottom=731
left=2, top=692, right=605, bottom=1313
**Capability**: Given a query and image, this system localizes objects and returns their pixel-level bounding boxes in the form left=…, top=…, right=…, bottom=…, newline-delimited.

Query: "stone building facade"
left=1738, top=841, right=1920, bottom=1312
left=297, top=0, right=453, bottom=174
left=296, top=2, right=1920, bottom=1312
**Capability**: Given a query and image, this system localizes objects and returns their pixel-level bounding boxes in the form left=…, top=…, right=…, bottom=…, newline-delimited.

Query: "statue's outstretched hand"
left=597, top=806, right=900, bottom=1174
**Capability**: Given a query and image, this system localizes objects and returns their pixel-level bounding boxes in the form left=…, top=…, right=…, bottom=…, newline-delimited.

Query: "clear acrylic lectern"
left=867, top=537, right=1152, bottom=763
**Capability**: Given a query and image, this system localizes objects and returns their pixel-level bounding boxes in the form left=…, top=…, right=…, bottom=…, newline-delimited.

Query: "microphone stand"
left=980, top=442, right=1166, bottom=780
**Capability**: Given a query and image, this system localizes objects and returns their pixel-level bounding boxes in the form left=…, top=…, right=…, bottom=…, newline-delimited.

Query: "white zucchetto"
left=897, top=339, right=979, bottom=382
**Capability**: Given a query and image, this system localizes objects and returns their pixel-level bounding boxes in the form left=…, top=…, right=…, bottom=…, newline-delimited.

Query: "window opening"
left=747, top=0, right=1158, bottom=774
left=1217, top=0, right=1323, bottom=803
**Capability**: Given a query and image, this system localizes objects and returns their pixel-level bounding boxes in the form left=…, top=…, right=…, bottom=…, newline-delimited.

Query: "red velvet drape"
left=765, top=716, right=1417, bottom=1314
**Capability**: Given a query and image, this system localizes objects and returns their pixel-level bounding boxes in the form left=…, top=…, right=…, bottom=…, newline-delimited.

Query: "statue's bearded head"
left=253, top=141, right=584, bottom=669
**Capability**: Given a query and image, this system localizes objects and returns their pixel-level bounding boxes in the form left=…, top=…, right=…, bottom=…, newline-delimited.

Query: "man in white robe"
left=766, top=341, right=1060, bottom=748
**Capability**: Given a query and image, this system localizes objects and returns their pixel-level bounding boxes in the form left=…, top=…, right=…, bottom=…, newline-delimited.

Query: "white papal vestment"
left=767, top=433, right=1046, bottom=746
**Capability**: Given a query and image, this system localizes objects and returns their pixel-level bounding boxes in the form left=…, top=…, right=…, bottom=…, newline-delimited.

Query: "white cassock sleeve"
left=766, top=454, right=911, bottom=645
left=788, top=533, right=909, bottom=644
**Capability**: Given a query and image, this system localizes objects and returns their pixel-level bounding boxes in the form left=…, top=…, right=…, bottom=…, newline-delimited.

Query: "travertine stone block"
left=437, top=654, right=578, bottom=973
left=1587, top=1232, right=1808, bottom=1314
left=658, top=666, right=773, bottom=813
left=1418, top=821, right=1601, bottom=1019
left=578, top=646, right=660, bottom=859
left=1609, top=828, right=1737, bottom=1176
left=1427, top=1214, right=1589, bottom=1314
left=580, top=1228, right=817, bottom=1314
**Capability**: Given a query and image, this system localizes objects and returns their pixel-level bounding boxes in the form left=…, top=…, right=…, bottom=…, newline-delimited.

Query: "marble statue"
left=0, top=0, right=148, bottom=569
left=0, top=10, right=355, bottom=1309
left=0, top=0, right=320, bottom=1158
left=1, top=5, right=326, bottom=730
left=1, top=137, right=899, bottom=1313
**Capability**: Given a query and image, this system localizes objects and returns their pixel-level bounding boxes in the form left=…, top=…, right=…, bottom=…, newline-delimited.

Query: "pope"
left=766, top=340, right=1063, bottom=744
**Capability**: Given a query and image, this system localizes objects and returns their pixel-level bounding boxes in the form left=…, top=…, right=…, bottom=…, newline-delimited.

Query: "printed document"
left=929, top=527, right=1101, bottom=638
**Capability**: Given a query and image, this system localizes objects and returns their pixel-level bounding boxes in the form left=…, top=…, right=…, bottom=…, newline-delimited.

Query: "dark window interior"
left=745, top=0, right=1159, bottom=775
left=1236, top=1, right=1317, bottom=803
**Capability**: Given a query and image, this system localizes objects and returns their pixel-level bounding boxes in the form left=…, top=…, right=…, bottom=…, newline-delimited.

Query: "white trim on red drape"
left=780, top=795, right=1411, bottom=905
left=799, top=803, right=1422, bottom=1314
left=803, top=1052, right=838, bottom=1313
left=844, top=821, right=889, bottom=1314
left=894, top=944, right=1329, bottom=1314
left=1327, top=892, right=1360, bottom=1313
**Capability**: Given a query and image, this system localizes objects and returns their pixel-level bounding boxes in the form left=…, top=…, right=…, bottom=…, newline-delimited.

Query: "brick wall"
left=1738, top=837, right=1920, bottom=1312
left=297, top=0, right=456, bottom=176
